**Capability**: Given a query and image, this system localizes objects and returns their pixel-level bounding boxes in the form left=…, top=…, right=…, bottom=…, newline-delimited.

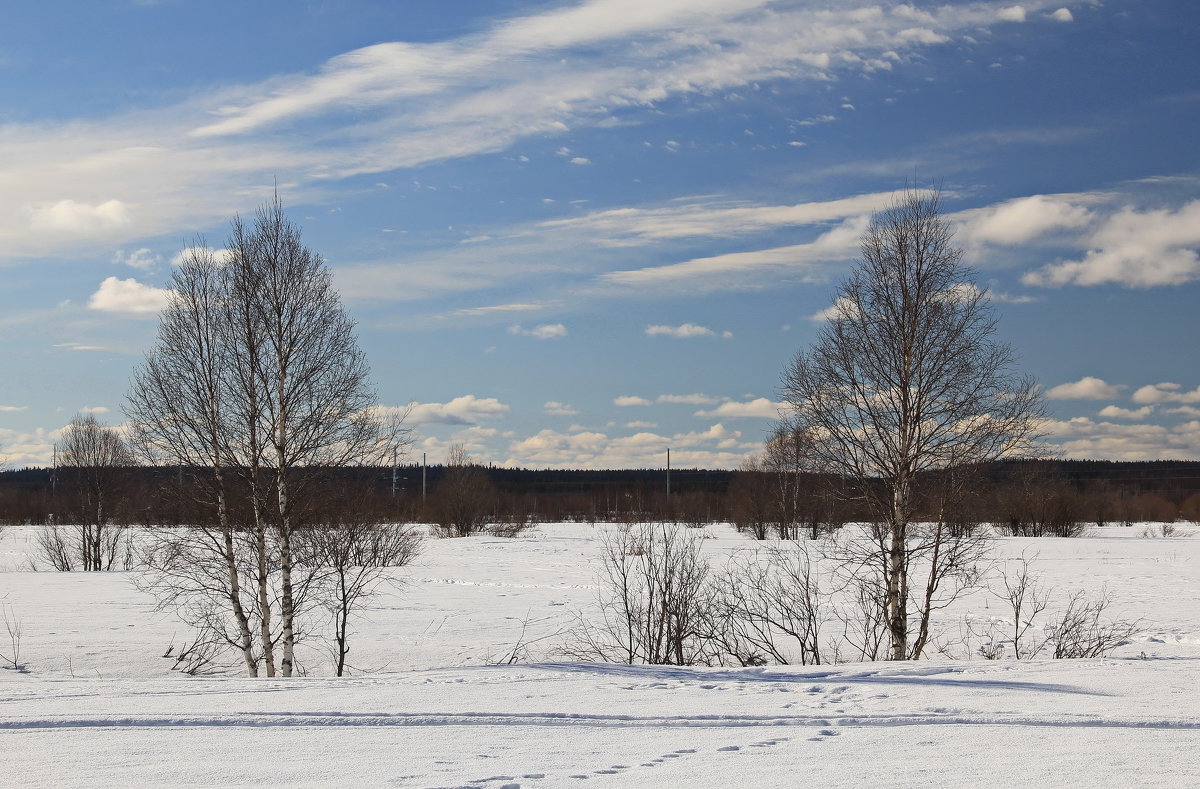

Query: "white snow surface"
left=2, top=522, right=1199, bottom=788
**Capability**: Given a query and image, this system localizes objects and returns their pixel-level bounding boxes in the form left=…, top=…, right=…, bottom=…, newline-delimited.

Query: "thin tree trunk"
left=216, top=478, right=259, bottom=677
left=277, top=465, right=296, bottom=677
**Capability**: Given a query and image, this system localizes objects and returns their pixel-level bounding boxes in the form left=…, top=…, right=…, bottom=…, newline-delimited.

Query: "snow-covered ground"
left=2, top=523, right=1199, bottom=788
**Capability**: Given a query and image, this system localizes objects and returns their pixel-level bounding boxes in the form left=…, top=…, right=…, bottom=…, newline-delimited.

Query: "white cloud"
left=694, top=397, right=782, bottom=419
left=997, top=6, right=1027, bottom=23
left=0, top=405, right=28, bottom=412
left=112, top=248, right=161, bottom=271
left=1042, top=417, right=1200, bottom=461
left=569, top=157, right=591, bottom=165
left=1097, top=405, right=1153, bottom=420
left=53, top=342, right=109, bottom=352
left=80, top=406, right=111, bottom=414
left=28, top=199, right=131, bottom=232
left=809, top=295, right=861, bottom=322
left=1048, top=8, right=1073, bottom=22
left=403, top=395, right=510, bottom=425
left=547, top=191, right=893, bottom=245
left=602, top=215, right=869, bottom=289
left=625, top=420, right=657, bottom=429
left=503, top=420, right=754, bottom=468
left=543, top=401, right=579, bottom=416
left=508, top=323, right=567, bottom=339
left=645, top=323, right=732, bottom=339
left=0, top=427, right=56, bottom=467
left=961, top=194, right=1093, bottom=245
left=1022, top=200, right=1200, bottom=287
left=449, top=302, right=545, bottom=317
left=0, top=1, right=1078, bottom=264
left=1131, top=383, right=1200, bottom=405
left=657, top=394, right=718, bottom=405
left=170, top=246, right=234, bottom=267
left=1045, top=376, right=1122, bottom=400
left=87, top=276, right=171, bottom=316
left=614, top=395, right=652, bottom=407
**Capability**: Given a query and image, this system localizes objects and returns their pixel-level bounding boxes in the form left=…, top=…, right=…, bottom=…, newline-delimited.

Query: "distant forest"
left=2, top=458, right=1197, bottom=529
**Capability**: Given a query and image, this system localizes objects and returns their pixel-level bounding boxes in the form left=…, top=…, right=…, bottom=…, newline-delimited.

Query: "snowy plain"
left=2, top=522, right=1199, bottom=788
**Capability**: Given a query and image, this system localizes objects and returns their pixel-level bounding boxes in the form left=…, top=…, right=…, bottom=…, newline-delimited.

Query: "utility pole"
left=666, top=447, right=671, bottom=498
left=421, top=452, right=427, bottom=504
left=391, top=446, right=398, bottom=497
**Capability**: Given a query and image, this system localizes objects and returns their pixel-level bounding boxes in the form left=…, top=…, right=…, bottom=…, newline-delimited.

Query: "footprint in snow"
left=717, top=746, right=740, bottom=752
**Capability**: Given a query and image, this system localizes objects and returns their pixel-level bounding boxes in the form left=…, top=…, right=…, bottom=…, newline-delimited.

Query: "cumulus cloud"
left=614, top=395, right=652, bottom=407
left=112, top=248, right=161, bottom=271
left=1097, top=405, right=1154, bottom=420
left=694, top=397, right=782, bottom=419
left=1045, top=376, right=1122, bottom=400
left=0, top=427, right=56, bottom=467
left=997, top=6, right=1027, bottom=23
left=1048, top=8, right=1073, bottom=22
left=503, top=421, right=754, bottom=469
left=1042, top=417, right=1200, bottom=461
left=645, top=323, right=732, bottom=339
left=1022, top=200, right=1200, bottom=287
left=87, top=276, right=171, bottom=316
left=543, top=400, right=579, bottom=416
left=508, top=323, right=567, bottom=339
left=1131, top=383, right=1200, bottom=405
left=403, top=395, right=510, bottom=425
left=569, top=157, right=591, bottom=165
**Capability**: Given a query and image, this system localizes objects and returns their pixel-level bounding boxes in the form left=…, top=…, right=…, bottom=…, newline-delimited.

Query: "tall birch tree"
left=781, top=190, right=1043, bottom=660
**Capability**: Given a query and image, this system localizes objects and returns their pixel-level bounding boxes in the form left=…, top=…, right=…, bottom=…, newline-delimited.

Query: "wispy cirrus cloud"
left=0, top=0, right=1076, bottom=263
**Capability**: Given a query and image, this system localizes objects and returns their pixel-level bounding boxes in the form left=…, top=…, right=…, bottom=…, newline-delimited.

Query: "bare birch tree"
left=127, top=198, right=401, bottom=677
left=127, top=245, right=259, bottom=675
left=781, top=190, right=1042, bottom=660
left=56, top=413, right=134, bottom=571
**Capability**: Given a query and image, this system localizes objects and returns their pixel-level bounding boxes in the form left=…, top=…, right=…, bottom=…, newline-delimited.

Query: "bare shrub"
left=1047, top=591, right=1141, bottom=659
left=1, top=603, right=24, bottom=671
left=702, top=542, right=824, bottom=666
left=300, top=513, right=421, bottom=676
left=728, top=457, right=773, bottom=540
left=428, top=445, right=496, bottom=537
left=978, top=557, right=1138, bottom=660
left=1140, top=522, right=1180, bottom=539
left=564, top=522, right=710, bottom=665
left=36, top=525, right=75, bottom=571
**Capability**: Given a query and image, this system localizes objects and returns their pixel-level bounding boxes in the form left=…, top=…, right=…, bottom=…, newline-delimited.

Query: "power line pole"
left=421, top=452, right=427, bottom=504
left=666, top=447, right=671, bottom=498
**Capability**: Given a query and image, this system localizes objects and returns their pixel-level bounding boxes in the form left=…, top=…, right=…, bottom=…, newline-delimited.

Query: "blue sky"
left=1, top=0, right=1198, bottom=468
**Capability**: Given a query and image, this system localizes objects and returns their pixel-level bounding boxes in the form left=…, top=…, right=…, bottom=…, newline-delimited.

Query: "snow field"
left=2, top=522, right=1199, bottom=787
